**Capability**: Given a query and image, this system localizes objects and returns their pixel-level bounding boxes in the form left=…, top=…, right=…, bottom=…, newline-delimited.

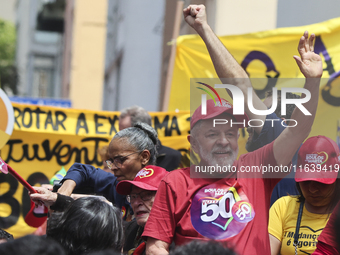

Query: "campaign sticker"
left=136, top=168, right=154, bottom=179
left=191, top=182, right=255, bottom=240
left=121, top=206, right=126, bottom=218
left=305, top=152, right=328, bottom=165
left=231, top=201, right=255, bottom=223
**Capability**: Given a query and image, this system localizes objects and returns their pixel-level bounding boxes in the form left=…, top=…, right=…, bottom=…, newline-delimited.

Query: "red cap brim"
left=295, top=177, right=336, bottom=184
left=116, top=180, right=158, bottom=195
left=24, top=200, right=48, bottom=228
left=295, top=169, right=338, bottom=184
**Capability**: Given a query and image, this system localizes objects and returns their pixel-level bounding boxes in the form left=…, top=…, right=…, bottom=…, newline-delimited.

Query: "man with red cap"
left=142, top=4, right=323, bottom=255
left=116, top=165, right=168, bottom=255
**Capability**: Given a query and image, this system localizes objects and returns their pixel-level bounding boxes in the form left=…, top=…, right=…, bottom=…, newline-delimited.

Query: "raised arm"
left=183, top=4, right=267, bottom=134
left=58, top=163, right=118, bottom=203
left=29, top=186, right=74, bottom=211
left=273, top=31, right=322, bottom=166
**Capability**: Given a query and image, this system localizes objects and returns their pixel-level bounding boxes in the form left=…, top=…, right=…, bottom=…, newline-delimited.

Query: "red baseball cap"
left=295, top=136, right=340, bottom=184
left=191, top=99, right=249, bottom=129
left=25, top=200, right=48, bottom=228
left=116, top=165, right=168, bottom=195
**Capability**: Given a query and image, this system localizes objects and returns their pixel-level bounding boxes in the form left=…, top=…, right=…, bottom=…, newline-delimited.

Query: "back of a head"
left=0, top=235, right=66, bottom=255
left=170, top=240, right=237, bottom=255
left=119, top=105, right=152, bottom=126
left=47, top=197, right=124, bottom=255
left=0, top=228, right=13, bottom=243
left=113, top=122, right=158, bottom=165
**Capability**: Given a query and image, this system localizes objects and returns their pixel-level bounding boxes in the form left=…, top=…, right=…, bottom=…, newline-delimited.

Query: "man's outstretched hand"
left=183, top=5, right=208, bottom=34
left=29, top=186, right=57, bottom=207
left=293, top=31, right=323, bottom=78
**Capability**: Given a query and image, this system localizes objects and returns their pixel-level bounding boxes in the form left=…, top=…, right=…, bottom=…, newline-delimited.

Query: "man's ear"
left=140, top=150, right=151, bottom=166
left=187, top=135, right=191, bottom=143
left=188, top=135, right=199, bottom=154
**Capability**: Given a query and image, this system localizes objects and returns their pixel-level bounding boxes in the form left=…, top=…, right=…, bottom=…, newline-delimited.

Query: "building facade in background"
left=15, top=0, right=64, bottom=99
left=102, top=0, right=165, bottom=111
left=9, top=0, right=340, bottom=111
left=63, top=0, right=107, bottom=110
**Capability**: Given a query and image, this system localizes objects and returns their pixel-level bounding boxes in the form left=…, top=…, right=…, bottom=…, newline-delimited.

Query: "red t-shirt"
left=143, top=142, right=281, bottom=255
left=312, top=202, right=340, bottom=255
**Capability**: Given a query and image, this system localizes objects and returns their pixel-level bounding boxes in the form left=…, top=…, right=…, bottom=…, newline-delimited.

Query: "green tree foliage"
left=0, top=19, right=18, bottom=94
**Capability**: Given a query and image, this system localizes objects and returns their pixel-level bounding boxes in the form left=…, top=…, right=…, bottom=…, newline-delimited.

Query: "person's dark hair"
left=113, top=122, right=158, bottom=164
left=47, top=197, right=124, bottom=255
left=119, top=105, right=152, bottom=126
left=170, top=240, right=237, bottom=255
left=0, top=228, right=13, bottom=241
left=265, top=90, right=300, bottom=122
left=0, top=235, right=66, bottom=255
left=296, top=178, right=340, bottom=215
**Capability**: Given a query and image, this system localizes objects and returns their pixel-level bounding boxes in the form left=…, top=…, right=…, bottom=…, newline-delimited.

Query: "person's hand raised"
left=29, top=186, right=57, bottom=207
left=293, top=31, right=323, bottom=78
left=183, top=5, right=208, bottom=33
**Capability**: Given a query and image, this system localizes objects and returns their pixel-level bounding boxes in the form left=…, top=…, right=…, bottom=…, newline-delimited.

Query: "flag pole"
left=162, top=0, right=184, bottom=111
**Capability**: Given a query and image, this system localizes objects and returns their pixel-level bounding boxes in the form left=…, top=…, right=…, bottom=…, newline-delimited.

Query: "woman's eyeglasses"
left=105, top=151, right=140, bottom=169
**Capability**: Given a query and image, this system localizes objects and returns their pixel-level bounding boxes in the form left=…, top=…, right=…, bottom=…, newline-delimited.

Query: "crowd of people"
left=0, top=4, right=339, bottom=255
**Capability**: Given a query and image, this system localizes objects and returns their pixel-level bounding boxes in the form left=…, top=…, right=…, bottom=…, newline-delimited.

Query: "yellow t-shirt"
left=268, top=196, right=329, bottom=255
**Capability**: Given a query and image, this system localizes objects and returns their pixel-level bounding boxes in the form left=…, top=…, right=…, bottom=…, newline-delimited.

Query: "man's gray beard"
left=199, top=146, right=238, bottom=168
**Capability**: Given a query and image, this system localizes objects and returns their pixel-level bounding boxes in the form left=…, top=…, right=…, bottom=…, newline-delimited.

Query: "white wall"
left=277, top=0, right=340, bottom=27
left=105, top=0, right=165, bottom=111
left=0, top=0, right=16, bottom=23
left=214, top=0, right=278, bottom=36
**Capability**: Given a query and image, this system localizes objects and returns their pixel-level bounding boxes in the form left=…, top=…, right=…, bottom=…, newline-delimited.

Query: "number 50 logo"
left=191, top=184, right=255, bottom=239
left=200, top=192, right=235, bottom=223
left=232, top=201, right=255, bottom=223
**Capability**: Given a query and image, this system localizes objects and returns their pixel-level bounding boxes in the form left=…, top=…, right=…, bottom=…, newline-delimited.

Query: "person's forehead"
left=108, top=137, right=134, bottom=155
left=119, top=115, right=132, bottom=130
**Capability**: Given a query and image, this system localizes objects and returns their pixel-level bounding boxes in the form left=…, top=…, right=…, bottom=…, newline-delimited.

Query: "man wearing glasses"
left=116, top=166, right=168, bottom=254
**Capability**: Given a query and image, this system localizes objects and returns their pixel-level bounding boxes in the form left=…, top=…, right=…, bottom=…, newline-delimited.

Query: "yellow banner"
left=168, top=16, right=340, bottom=159
left=169, top=16, right=340, bottom=111
left=0, top=103, right=190, bottom=237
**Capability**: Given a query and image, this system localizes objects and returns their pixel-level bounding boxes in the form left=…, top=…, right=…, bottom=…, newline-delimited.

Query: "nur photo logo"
left=195, top=80, right=312, bottom=128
